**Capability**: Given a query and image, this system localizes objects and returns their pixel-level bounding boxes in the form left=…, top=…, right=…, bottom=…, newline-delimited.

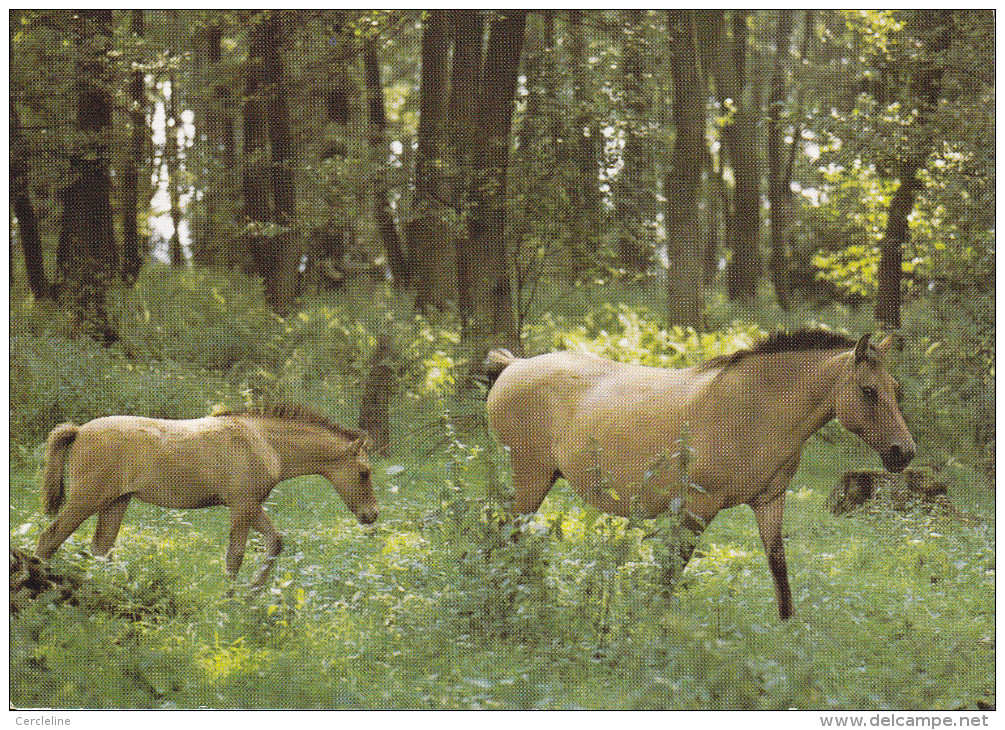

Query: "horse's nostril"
left=885, top=443, right=915, bottom=472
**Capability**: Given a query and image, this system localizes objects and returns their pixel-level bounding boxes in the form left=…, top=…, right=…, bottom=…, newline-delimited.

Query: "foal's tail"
left=481, top=348, right=519, bottom=386
left=41, top=423, right=78, bottom=516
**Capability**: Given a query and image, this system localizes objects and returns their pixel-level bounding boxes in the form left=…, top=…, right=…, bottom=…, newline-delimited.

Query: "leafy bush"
left=9, top=333, right=248, bottom=444
left=527, top=301, right=765, bottom=368
left=112, top=264, right=285, bottom=370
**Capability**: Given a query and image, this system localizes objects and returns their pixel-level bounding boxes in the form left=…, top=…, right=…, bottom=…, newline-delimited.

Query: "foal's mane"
left=218, top=403, right=363, bottom=441
left=697, top=329, right=857, bottom=372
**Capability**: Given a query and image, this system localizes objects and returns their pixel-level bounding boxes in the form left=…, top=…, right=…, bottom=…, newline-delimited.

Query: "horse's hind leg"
left=225, top=505, right=254, bottom=581
left=91, top=494, right=131, bottom=556
left=510, top=457, right=557, bottom=514
left=36, top=500, right=96, bottom=561
left=248, top=509, right=284, bottom=589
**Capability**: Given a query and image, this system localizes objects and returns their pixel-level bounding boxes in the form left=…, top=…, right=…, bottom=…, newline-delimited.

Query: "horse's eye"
left=860, top=385, right=878, bottom=401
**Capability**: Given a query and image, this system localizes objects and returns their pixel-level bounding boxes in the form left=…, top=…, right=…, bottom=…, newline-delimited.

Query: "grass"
left=9, top=431, right=995, bottom=710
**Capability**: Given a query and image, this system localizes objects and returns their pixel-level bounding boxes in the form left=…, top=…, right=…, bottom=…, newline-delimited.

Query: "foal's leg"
left=36, top=500, right=97, bottom=561
left=248, top=509, right=284, bottom=589
left=91, top=494, right=132, bottom=556
left=752, top=493, right=793, bottom=620
left=225, top=504, right=255, bottom=581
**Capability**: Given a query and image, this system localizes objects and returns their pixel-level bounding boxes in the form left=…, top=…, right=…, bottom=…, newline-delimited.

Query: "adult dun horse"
left=36, top=404, right=379, bottom=588
left=485, top=331, right=915, bottom=619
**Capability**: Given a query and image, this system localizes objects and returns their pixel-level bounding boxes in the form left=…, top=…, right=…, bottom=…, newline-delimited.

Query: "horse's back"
left=64, top=415, right=261, bottom=506
left=488, top=351, right=618, bottom=421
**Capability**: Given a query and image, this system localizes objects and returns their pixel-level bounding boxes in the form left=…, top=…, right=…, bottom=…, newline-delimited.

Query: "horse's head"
left=834, top=333, right=916, bottom=473
left=328, top=437, right=379, bottom=525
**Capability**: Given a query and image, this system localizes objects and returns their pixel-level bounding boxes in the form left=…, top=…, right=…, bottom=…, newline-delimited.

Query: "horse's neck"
left=708, top=349, right=847, bottom=452
left=253, top=419, right=341, bottom=478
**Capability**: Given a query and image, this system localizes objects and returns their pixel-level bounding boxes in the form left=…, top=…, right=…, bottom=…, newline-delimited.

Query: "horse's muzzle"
left=882, top=443, right=915, bottom=473
left=357, top=507, right=379, bottom=525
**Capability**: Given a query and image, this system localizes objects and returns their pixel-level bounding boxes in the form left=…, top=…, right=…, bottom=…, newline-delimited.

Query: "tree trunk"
left=567, top=11, right=602, bottom=233
left=767, top=10, right=794, bottom=310
left=666, top=10, right=705, bottom=330
left=56, top=9, right=119, bottom=345
left=615, top=10, right=656, bottom=273
left=875, top=10, right=951, bottom=329
left=445, top=11, right=483, bottom=211
left=460, top=10, right=526, bottom=345
left=167, top=71, right=184, bottom=267
left=10, top=103, right=50, bottom=300
left=414, top=10, right=449, bottom=209
left=244, top=12, right=299, bottom=313
left=362, top=37, right=407, bottom=292
left=407, top=10, right=456, bottom=305
left=358, top=335, right=395, bottom=458
left=121, top=9, right=145, bottom=283
left=704, top=10, right=762, bottom=303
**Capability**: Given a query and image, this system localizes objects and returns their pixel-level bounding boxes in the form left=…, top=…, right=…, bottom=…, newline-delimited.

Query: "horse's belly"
left=132, top=488, right=225, bottom=510
left=127, top=458, right=230, bottom=509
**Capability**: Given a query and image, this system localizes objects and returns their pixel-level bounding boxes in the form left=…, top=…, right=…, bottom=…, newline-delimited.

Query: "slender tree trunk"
left=407, top=10, right=455, bottom=305
left=358, top=335, right=395, bottom=458
left=362, top=37, right=407, bottom=292
left=167, top=72, right=184, bottom=267
left=705, top=10, right=762, bottom=303
left=10, top=103, right=50, bottom=300
left=666, top=10, right=705, bottom=329
left=446, top=11, right=483, bottom=212
left=568, top=11, right=602, bottom=231
left=243, top=12, right=299, bottom=313
left=263, top=13, right=299, bottom=312
left=121, top=9, right=145, bottom=282
left=460, top=10, right=526, bottom=345
left=414, top=10, right=449, bottom=209
left=56, top=9, right=119, bottom=345
left=242, top=16, right=272, bottom=276
left=767, top=10, right=794, bottom=310
left=616, top=10, right=656, bottom=273
left=313, top=11, right=355, bottom=285
left=875, top=10, right=951, bottom=329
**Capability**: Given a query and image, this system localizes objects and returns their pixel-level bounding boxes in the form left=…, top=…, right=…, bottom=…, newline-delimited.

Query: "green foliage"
left=528, top=301, right=765, bottom=368
left=113, top=265, right=285, bottom=370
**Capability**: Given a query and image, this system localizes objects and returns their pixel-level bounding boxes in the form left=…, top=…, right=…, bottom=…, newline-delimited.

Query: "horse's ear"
left=875, top=334, right=894, bottom=353
left=854, top=333, right=872, bottom=365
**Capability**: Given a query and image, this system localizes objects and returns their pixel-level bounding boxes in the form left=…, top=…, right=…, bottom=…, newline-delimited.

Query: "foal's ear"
left=874, top=334, right=894, bottom=353
left=854, top=333, right=873, bottom=365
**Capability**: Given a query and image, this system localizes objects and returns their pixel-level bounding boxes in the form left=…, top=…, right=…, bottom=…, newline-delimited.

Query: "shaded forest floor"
left=9, top=433, right=994, bottom=710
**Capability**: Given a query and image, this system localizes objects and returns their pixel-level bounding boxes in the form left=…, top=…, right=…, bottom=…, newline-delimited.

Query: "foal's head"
left=834, top=334, right=916, bottom=473
left=327, top=436, right=379, bottom=525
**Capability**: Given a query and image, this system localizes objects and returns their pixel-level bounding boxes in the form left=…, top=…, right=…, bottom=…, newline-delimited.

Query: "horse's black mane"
left=218, top=403, right=363, bottom=440
left=698, top=329, right=857, bottom=372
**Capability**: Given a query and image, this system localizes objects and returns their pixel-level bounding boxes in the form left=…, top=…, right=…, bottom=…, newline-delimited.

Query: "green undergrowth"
left=9, top=433, right=994, bottom=710
left=9, top=266, right=994, bottom=709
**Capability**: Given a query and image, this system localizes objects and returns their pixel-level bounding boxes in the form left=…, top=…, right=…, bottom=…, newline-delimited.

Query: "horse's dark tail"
left=481, top=348, right=519, bottom=386
left=41, top=423, right=78, bottom=516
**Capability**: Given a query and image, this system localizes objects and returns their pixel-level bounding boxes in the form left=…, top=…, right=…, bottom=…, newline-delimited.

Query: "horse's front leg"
left=752, top=492, right=792, bottom=620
